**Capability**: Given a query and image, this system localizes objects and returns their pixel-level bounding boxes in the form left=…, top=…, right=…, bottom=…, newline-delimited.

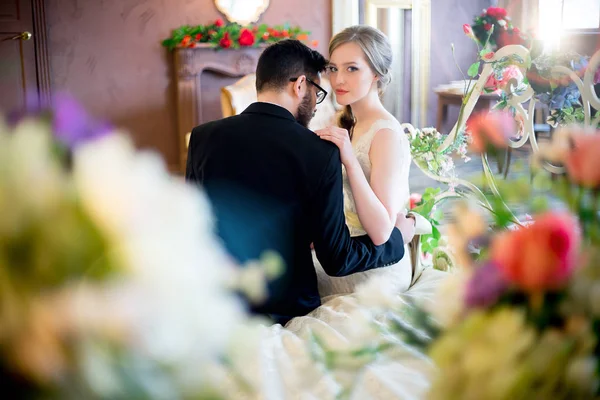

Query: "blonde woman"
left=315, top=25, right=416, bottom=295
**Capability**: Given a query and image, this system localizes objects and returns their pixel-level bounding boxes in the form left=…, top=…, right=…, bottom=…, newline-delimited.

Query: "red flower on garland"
left=161, top=20, right=311, bottom=51
left=238, top=28, right=255, bottom=46
left=181, top=35, right=192, bottom=47
left=219, top=32, right=231, bottom=48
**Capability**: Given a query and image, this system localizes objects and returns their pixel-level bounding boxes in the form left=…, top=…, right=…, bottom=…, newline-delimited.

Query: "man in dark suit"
left=186, top=40, right=414, bottom=325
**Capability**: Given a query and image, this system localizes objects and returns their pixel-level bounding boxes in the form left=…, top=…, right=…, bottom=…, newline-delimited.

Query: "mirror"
left=214, top=0, right=270, bottom=26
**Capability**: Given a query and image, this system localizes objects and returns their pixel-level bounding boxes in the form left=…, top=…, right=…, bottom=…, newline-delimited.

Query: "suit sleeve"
left=310, top=149, right=405, bottom=276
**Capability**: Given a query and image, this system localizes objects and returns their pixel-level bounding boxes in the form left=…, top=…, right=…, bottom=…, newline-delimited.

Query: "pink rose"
left=409, top=193, right=422, bottom=209
left=565, top=132, right=600, bottom=188
left=484, top=74, right=500, bottom=93
left=466, top=110, right=513, bottom=153
left=498, top=65, right=523, bottom=90
left=491, top=212, right=581, bottom=292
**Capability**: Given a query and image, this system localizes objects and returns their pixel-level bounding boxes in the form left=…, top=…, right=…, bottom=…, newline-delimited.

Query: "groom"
left=186, top=40, right=414, bottom=325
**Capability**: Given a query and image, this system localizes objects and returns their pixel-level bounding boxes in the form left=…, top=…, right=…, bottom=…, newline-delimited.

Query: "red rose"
left=238, top=28, right=255, bottom=46
left=219, top=32, right=231, bottom=48
left=215, top=18, right=224, bottom=27
left=486, top=7, right=507, bottom=19
left=484, top=23, right=492, bottom=31
left=195, top=33, right=203, bottom=41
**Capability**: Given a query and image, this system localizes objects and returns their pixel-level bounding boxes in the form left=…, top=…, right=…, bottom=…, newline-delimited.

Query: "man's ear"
left=292, top=75, right=307, bottom=99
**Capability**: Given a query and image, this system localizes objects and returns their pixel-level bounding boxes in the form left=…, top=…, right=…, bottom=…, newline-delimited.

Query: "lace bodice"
left=342, top=119, right=412, bottom=236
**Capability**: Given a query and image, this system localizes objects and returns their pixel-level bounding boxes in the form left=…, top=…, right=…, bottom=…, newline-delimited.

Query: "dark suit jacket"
left=186, top=102, right=405, bottom=323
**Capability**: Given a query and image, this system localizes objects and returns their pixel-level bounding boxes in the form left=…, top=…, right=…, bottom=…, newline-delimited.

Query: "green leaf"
left=467, top=62, right=481, bottom=77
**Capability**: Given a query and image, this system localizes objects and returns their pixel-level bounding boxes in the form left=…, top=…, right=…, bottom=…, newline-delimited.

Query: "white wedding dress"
left=213, top=120, right=447, bottom=399
left=314, top=119, right=413, bottom=296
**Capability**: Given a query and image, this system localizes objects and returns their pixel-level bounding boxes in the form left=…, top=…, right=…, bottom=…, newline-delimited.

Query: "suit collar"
left=242, top=102, right=297, bottom=122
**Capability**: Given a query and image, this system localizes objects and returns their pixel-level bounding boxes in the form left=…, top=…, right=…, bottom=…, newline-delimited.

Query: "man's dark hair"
left=255, top=39, right=328, bottom=93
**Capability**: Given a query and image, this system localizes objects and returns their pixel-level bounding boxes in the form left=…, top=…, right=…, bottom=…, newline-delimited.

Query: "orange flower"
left=491, top=212, right=581, bottom=292
left=297, top=33, right=309, bottom=41
left=466, top=110, right=513, bottom=153
left=311, top=40, right=319, bottom=48
left=565, top=132, right=600, bottom=188
left=180, top=35, right=191, bottom=47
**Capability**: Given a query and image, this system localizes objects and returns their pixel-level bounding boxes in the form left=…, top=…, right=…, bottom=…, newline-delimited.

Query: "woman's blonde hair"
left=329, top=25, right=393, bottom=133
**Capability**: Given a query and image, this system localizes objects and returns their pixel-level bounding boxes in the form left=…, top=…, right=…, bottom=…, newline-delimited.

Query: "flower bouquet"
left=423, top=122, right=600, bottom=399
left=0, top=95, right=277, bottom=399
left=467, top=7, right=527, bottom=51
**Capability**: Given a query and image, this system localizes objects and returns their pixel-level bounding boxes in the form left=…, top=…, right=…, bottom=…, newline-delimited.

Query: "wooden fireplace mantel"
left=174, top=45, right=264, bottom=172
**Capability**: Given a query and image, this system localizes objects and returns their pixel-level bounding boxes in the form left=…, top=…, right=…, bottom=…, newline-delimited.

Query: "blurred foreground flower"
left=0, top=104, right=266, bottom=399
left=466, top=110, right=514, bottom=153
left=491, top=212, right=581, bottom=293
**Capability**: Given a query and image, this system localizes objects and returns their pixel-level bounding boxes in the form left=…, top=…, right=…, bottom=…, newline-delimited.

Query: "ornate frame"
left=214, top=0, right=270, bottom=26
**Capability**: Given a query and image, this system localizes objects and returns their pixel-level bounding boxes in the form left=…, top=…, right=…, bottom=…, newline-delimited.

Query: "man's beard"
left=296, top=92, right=315, bottom=128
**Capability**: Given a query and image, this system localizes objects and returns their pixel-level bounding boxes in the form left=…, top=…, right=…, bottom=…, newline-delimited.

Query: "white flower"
left=426, top=269, right=471, bottom=328
left=498, top=19, right=506, bottom=26
left=70, top=133, right=248, bottom=392
left=235, top=261, right=268, bottom=304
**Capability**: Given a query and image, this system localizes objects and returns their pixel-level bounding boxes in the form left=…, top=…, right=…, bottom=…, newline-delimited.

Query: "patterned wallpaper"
left=46, top=0, right=332, bottom=169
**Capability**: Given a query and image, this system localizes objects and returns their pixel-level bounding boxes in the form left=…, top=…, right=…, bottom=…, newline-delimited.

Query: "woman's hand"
left=315, top=127, right=356, bottom=167
left=395, top=212, right=416, bottom=244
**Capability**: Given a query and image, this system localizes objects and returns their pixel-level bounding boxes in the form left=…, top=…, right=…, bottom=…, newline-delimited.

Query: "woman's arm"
left=316, top=127, right=409, bottom=245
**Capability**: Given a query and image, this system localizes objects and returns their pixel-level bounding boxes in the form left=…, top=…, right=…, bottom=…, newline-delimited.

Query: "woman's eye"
left=348, top=66, right=358, bottom=72
left=328, top=66, right=338, bottom=73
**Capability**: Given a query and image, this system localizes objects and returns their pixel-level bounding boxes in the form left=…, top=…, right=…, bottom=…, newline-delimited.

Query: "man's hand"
left=395, top=212, right=416, bottom=244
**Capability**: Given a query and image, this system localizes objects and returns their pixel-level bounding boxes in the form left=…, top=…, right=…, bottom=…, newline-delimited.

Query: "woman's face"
left=328, top=42, right=378, bottom=106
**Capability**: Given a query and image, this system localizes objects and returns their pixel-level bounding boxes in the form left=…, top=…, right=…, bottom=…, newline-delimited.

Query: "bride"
left=217, top=27, right=444, bottom=400
left=314, top=25, right=417, bottom=296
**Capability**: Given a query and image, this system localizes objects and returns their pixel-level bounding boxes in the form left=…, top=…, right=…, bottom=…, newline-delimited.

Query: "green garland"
left=161, top=18, right=313, bottom=51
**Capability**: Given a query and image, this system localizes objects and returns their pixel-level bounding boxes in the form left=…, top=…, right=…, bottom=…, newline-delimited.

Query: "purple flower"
left=5, top=92, right=112, bottom=149
left=51, top=93, right=112, bottom=148
left=465, top=262, right=509, bottom=309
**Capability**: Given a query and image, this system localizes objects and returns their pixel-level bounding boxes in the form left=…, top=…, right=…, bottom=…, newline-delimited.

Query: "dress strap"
left=354, top=119, right=401, bottom=151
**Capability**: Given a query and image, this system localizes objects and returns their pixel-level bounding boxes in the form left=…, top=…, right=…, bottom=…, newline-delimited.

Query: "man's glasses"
left=289, top=77, right=328, bottom=104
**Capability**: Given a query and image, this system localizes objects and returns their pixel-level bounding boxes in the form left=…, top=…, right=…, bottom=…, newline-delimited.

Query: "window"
left=538, top=0, right=600, bottom=50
